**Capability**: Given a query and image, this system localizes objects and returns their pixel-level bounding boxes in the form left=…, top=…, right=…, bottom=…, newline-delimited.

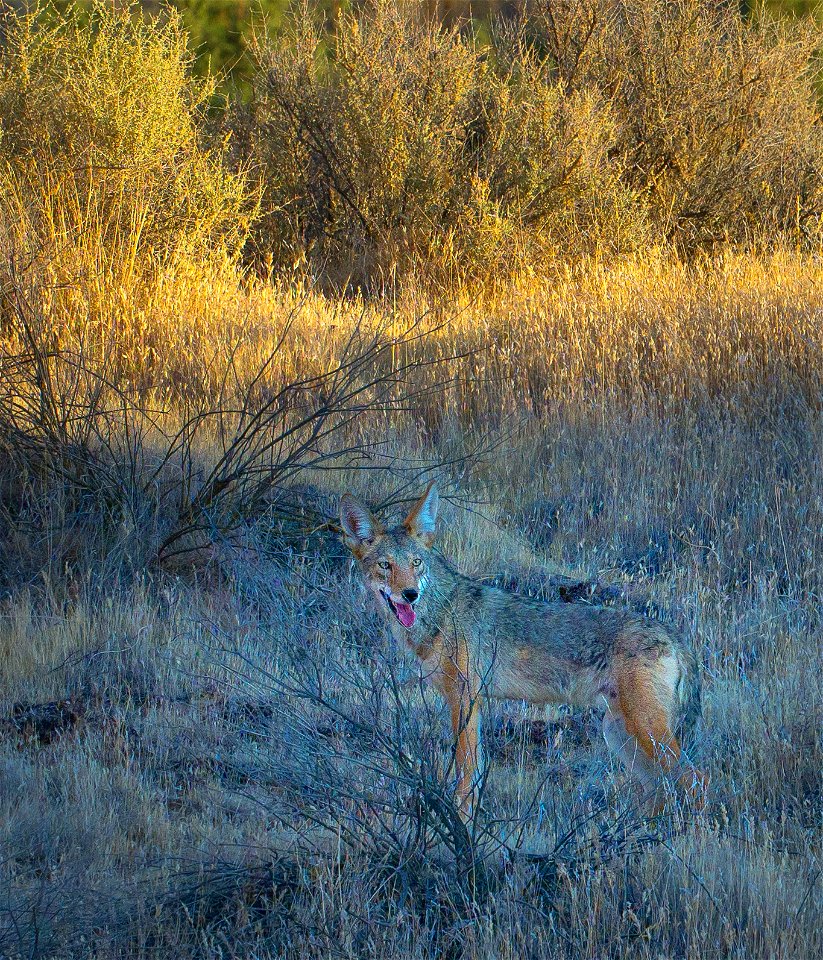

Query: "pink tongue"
left=395, top=603, right=416, bottom=628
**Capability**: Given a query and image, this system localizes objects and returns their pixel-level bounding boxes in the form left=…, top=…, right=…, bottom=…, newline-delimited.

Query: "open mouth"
left=381, top=589, right=416, bottom=628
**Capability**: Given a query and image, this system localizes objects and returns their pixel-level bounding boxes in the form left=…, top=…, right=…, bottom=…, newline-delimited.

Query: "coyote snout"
left=340, top=482, right=708, bottom=818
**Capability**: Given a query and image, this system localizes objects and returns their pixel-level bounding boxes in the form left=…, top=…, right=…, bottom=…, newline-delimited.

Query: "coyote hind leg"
left=603, top=709, right=667, bottom=809
left=604, top=663, right=707, bottom=813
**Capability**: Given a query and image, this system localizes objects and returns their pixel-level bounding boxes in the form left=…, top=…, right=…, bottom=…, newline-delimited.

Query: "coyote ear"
left=340, top=493, right=381, bottom=551
left=403, top=482, right=439, bottom=546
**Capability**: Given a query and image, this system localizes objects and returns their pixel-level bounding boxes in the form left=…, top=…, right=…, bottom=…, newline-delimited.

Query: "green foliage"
left=172, top=0, right=342, bottom=89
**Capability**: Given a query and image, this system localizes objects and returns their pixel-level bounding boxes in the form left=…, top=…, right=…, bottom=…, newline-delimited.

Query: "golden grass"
left=8, top=239, right=822, bottom=408
left=1, top=241, right=821, bottom=957
left=0, top=5, right=820, bottom=958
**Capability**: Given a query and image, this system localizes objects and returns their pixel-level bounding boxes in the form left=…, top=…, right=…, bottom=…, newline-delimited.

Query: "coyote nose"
left=402, top=588, right=419, bottom=604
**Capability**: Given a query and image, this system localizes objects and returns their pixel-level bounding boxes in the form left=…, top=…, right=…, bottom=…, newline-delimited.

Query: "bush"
left=0, top=0, right=254, bottom=255
left=243, top=1, right=633, bottom=287
left=529, top=0, right=823, bottom=250
left=242, top=0, right=823, bottom=286
left=0, top=0, right=254, bottom=359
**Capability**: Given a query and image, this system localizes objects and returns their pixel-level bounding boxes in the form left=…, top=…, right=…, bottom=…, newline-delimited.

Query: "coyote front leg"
left=439, top=650, right=483, bottom=816
left=451, top=695, right=482, bottom=815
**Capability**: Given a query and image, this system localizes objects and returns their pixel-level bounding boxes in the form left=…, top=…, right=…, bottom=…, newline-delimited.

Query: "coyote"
left=340, top=483, right=708, bottom=815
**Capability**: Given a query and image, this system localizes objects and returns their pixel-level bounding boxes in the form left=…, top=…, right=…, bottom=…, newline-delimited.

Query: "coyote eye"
left=377, top=560, right=391, bottom=571
left=412, top=558, right=423, bottom=568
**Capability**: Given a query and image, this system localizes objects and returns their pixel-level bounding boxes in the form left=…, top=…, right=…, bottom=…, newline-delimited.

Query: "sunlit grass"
left=0, top=2, right=820, bottom=958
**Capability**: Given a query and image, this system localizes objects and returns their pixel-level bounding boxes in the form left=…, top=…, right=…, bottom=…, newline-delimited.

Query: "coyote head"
left=339, top=483, right=439, bottom=630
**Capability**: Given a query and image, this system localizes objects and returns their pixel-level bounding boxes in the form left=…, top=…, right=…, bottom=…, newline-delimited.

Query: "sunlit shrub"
left=244, top=0, right=823, bottom=286
left=0, top=4, right=250, bottom=290
left=526, top=0, right=823, bottom=249
left=244, top=2, right=635, bottom=287
left=0, top=1, right=256, bottom=377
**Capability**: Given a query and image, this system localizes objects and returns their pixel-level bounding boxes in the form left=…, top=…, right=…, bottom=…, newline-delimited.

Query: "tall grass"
left=0, top=2, right=820, bottom=959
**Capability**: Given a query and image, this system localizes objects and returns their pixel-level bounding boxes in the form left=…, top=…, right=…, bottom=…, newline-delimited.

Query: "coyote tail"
left=675, top=643, right=702, bottom=749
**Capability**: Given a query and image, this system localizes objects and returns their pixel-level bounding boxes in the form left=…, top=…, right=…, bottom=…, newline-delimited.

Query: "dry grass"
left=0, top=2, right=821, bottom=958
left=1, top=247, right=821, bottom=958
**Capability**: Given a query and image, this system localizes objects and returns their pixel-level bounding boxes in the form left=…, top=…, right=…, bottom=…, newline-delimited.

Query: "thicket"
left=0, top=0, right=252, bottom=375
left=0, top=3, right=464, bottom=587
left=1, top=1, right=821, bottom=291
left=244, top=0, right=823, bottom=286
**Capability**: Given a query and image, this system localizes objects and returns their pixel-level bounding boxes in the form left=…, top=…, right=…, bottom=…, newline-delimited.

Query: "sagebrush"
left=241, top=0, right=823, bottom=286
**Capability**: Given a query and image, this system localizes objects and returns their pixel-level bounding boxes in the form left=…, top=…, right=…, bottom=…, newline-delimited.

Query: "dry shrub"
left=529, top=0, right=823, bottom=249
left=0, top=6, right=819, bottom=955
left=243, top=0, right=823, bottom=286
left=0, top=0, right=253, bottom=366
left=0, top=270, right=469, bottom=594
left=243, top=1, right=632, bottom=287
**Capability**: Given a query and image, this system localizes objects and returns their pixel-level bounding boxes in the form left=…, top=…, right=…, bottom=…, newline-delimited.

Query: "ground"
left=1, top=251, right=820, bottom=958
